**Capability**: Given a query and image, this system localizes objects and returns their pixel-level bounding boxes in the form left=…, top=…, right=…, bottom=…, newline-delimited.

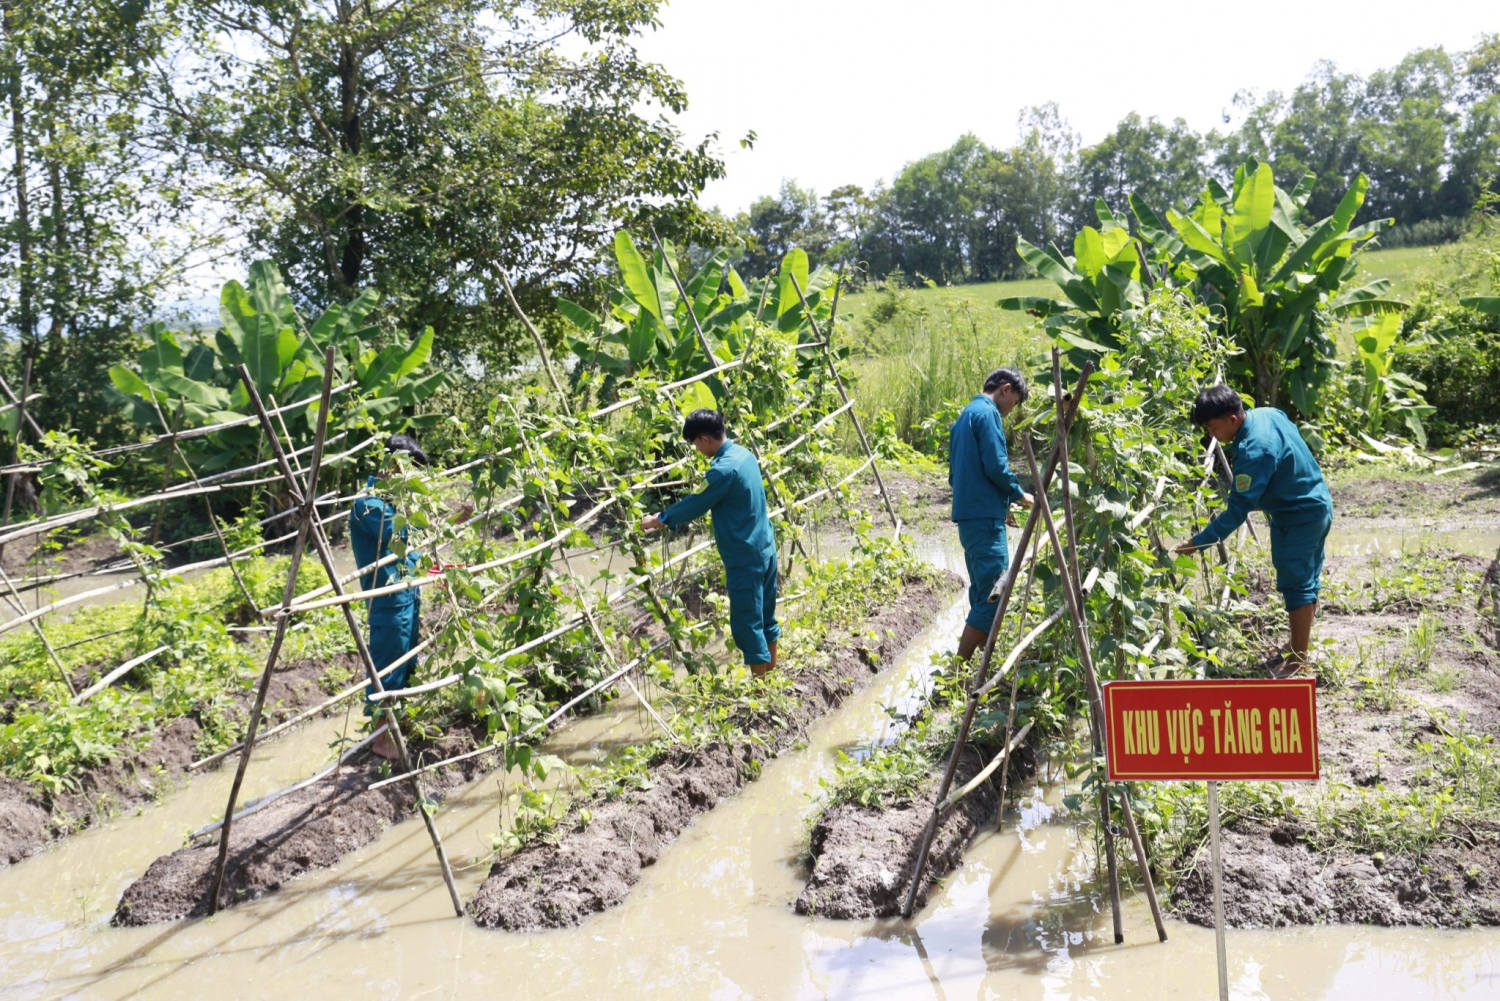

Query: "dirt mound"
left=1172, top=820, right=1500, bottom=928
left=0, top=655, right=349, bottom=868
left=114, top=727, right=494, bottom=926
left=796, top=736, right=1039, bottom=919
left=469, top=572, right=960, bottom=932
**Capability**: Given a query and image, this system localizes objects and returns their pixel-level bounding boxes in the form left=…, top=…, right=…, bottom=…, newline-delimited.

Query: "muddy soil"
left=0, top=653, right=356, bottom=868
left=1170, top=547, right=1500, bottom=929
left=1327, top=464, right=1500, bottom=521
left=796, top=737, right=1039, bottom=919
left=468, top=571, right=961, bottom=932
left=114, top=725, right=495, bottom=925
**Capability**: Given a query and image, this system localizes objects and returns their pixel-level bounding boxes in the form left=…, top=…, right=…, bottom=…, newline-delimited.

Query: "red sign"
left=1102, top=679, right=1319, bottom=781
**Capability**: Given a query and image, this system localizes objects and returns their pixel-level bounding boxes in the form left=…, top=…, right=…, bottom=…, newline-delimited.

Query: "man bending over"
left=641, top=409, right=780, bottom=676
left=1175, top=385, right=1333, bottom=676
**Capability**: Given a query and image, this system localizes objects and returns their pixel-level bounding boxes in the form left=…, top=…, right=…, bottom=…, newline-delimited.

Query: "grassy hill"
left=837, top=243, right=1473, bottom=445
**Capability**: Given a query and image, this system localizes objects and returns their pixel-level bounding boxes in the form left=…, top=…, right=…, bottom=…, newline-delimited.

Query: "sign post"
left=1103, top=678, right=1320, bottom=1001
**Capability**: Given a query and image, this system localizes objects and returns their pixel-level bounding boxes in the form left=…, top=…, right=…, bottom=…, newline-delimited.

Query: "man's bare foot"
left=371, top=727, right=400, bottom=760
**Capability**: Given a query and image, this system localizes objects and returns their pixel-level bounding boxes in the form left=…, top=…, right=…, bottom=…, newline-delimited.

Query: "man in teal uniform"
left=950, top=368, right=1034, bottom=661
left=641, top=409, right=779, bottom=676
left=1175, top=385, right=1334, bottom=676
left=351, top=434, right=428, bottom=759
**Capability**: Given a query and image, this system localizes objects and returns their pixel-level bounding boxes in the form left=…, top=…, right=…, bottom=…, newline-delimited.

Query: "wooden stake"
left=208, top=368, right=336, bottom=916
left=1022, top=432, right=1167, bottom=944
left=786, top=273, right=901, bottom=536
left=0, top=356, right=33, bottom=552
left=900, top=365, right=1094, bottom=920
left=237, top=354, right=465, bottom=918
left=1208, top=780, right=1230, bottom=1000
left=496, top=267, right=571, bottom=417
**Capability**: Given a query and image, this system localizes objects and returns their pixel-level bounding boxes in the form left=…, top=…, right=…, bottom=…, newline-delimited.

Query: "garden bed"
left=1165, top=546, right=1500, bottom=928
left=796, top=734, right=1039, bottom=919
left=468, top=570, right=960, bottom=931
left=0, top=653, right=357, bottom=867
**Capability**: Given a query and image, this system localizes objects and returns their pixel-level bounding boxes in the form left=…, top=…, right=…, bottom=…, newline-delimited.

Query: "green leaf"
left=777, top=247, right=810, bottom=318
left=1095, top=198, right=1125, bottom=231
left=1227, top=161, right=1274, bottom=264
left=997, top=296, right=1074, bottom=317
left=1166, top=207, right=1227, bottom=265
left=108, top=365, right=153, bottom=399
left=614, top=232, right=661, bottom=322
left=244, top=318, right=299, bottom=396
left=558, top=298, right=600, bottom=333
left=246, top=261, right=299, bottom=333
left=141, top=324, right=184, bottom=378
left=679, top=379, right=717, bottom=414
left=156, top=370, right=229, bottom=408
left=1460, top=296, right=1500, bottom=315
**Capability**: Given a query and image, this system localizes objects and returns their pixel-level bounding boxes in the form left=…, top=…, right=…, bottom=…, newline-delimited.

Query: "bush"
left=1377, top=215, right=1471, bottom=250
left=1396, top=236, right=1500, bottom=446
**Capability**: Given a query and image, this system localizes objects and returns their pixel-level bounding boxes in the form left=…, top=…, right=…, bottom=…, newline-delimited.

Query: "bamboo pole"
left=496, top=267, right=571, bottom=416
left=236, top=354, right=464, bottom=917
left=900, top=365, right=1094, bottom=920
left=786, top=273, right=901, bottom=535
left=207, top=368, right=336, bottom=916
left=940, top=721, right=1034, bottom=809
left=0, top=561, right=73, bottom=694
left=1021, top=434, right=1167, bottom=943
left=0, top=374, right=43, bottom=438
left=190, top=726, right=387, bottom=840
left=70, top=645, right=170, bottom=703
left=0, top=356, right=34, bottom=551
left=0, top=383, right=354, bottom=477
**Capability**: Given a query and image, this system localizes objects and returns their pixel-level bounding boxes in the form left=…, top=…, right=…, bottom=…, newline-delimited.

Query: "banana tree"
left=997, top=199, right=1146, bottom=362
left=1005, top=160, right=1399, bottom=418
left=560, top=234, right=836, bottom=404
left=1348, top=311, right=1436, bottom=446
left=1149, top=160, right=1398, bottom=414
left=109, top=261, right=444, bottom=470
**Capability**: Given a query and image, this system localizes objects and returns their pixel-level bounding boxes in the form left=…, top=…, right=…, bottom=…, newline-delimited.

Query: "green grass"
left=837, top=243, right=1476, bottom=444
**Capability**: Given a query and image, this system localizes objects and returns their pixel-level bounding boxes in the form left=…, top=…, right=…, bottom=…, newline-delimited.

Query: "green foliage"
left=1005, top=159, right=1397, bottom=419
left=562, top=237, right=835, bottom=398
left=106, top=262, right=443, bottom=471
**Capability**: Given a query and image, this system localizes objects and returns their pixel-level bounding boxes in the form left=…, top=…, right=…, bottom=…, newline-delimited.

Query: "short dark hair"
left=385, top=433, right=430, bottom=467
left=983, top=367, right=1029, bottom=402
left=682, top=409, right=726, bottom=442
left=1191, top=385, right=1246, bottom=426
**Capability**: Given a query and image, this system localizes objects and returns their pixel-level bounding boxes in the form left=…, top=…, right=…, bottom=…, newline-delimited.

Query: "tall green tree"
left=139, top=0, right=725, bottom=371
left=1, top=0, right=205, bottom=443
left=1070, top=113, right=1205, bottom=231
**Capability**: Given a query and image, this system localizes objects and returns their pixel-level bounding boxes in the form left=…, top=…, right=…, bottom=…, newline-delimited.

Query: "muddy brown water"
left=3, top=543, right=1500, bottom=997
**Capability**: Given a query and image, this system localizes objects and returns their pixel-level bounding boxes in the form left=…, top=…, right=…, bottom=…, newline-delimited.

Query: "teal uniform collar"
left=713, top=440, right=732, bottom=459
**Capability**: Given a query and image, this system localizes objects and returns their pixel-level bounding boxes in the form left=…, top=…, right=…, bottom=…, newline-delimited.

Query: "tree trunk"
left=45, top=101, right=67, bottom=360
left=4, top=2, right=36, bottom=346
left=337, top=11, right=365, bottom=293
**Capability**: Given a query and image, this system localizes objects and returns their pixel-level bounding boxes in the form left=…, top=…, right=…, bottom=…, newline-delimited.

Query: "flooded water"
left=1327, top=520, right=1500, bottom=560
left=3, top=543, right=1499, bottom=999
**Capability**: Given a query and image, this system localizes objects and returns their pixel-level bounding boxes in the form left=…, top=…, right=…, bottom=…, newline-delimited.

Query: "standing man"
left=1174, top=385, right=1333, bottom=676
left=951, top=368, right=1034, bottom=661
left=641, top=409, right=779, bottom=677
left=352, top=434, right=428, bottom=759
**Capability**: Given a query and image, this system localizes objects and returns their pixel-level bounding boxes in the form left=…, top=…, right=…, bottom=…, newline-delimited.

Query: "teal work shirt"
left=1191, top=407, right=1332, bottom=548
left=660, top=440, right=776, bottom=569
left=350, top=475, right=421, bottom=616
left=948, top=395, right=1025, bottom=522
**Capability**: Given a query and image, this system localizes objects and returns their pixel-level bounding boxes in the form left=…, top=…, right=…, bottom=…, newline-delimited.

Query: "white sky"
left=633, top=0, right=1494, bottom=215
